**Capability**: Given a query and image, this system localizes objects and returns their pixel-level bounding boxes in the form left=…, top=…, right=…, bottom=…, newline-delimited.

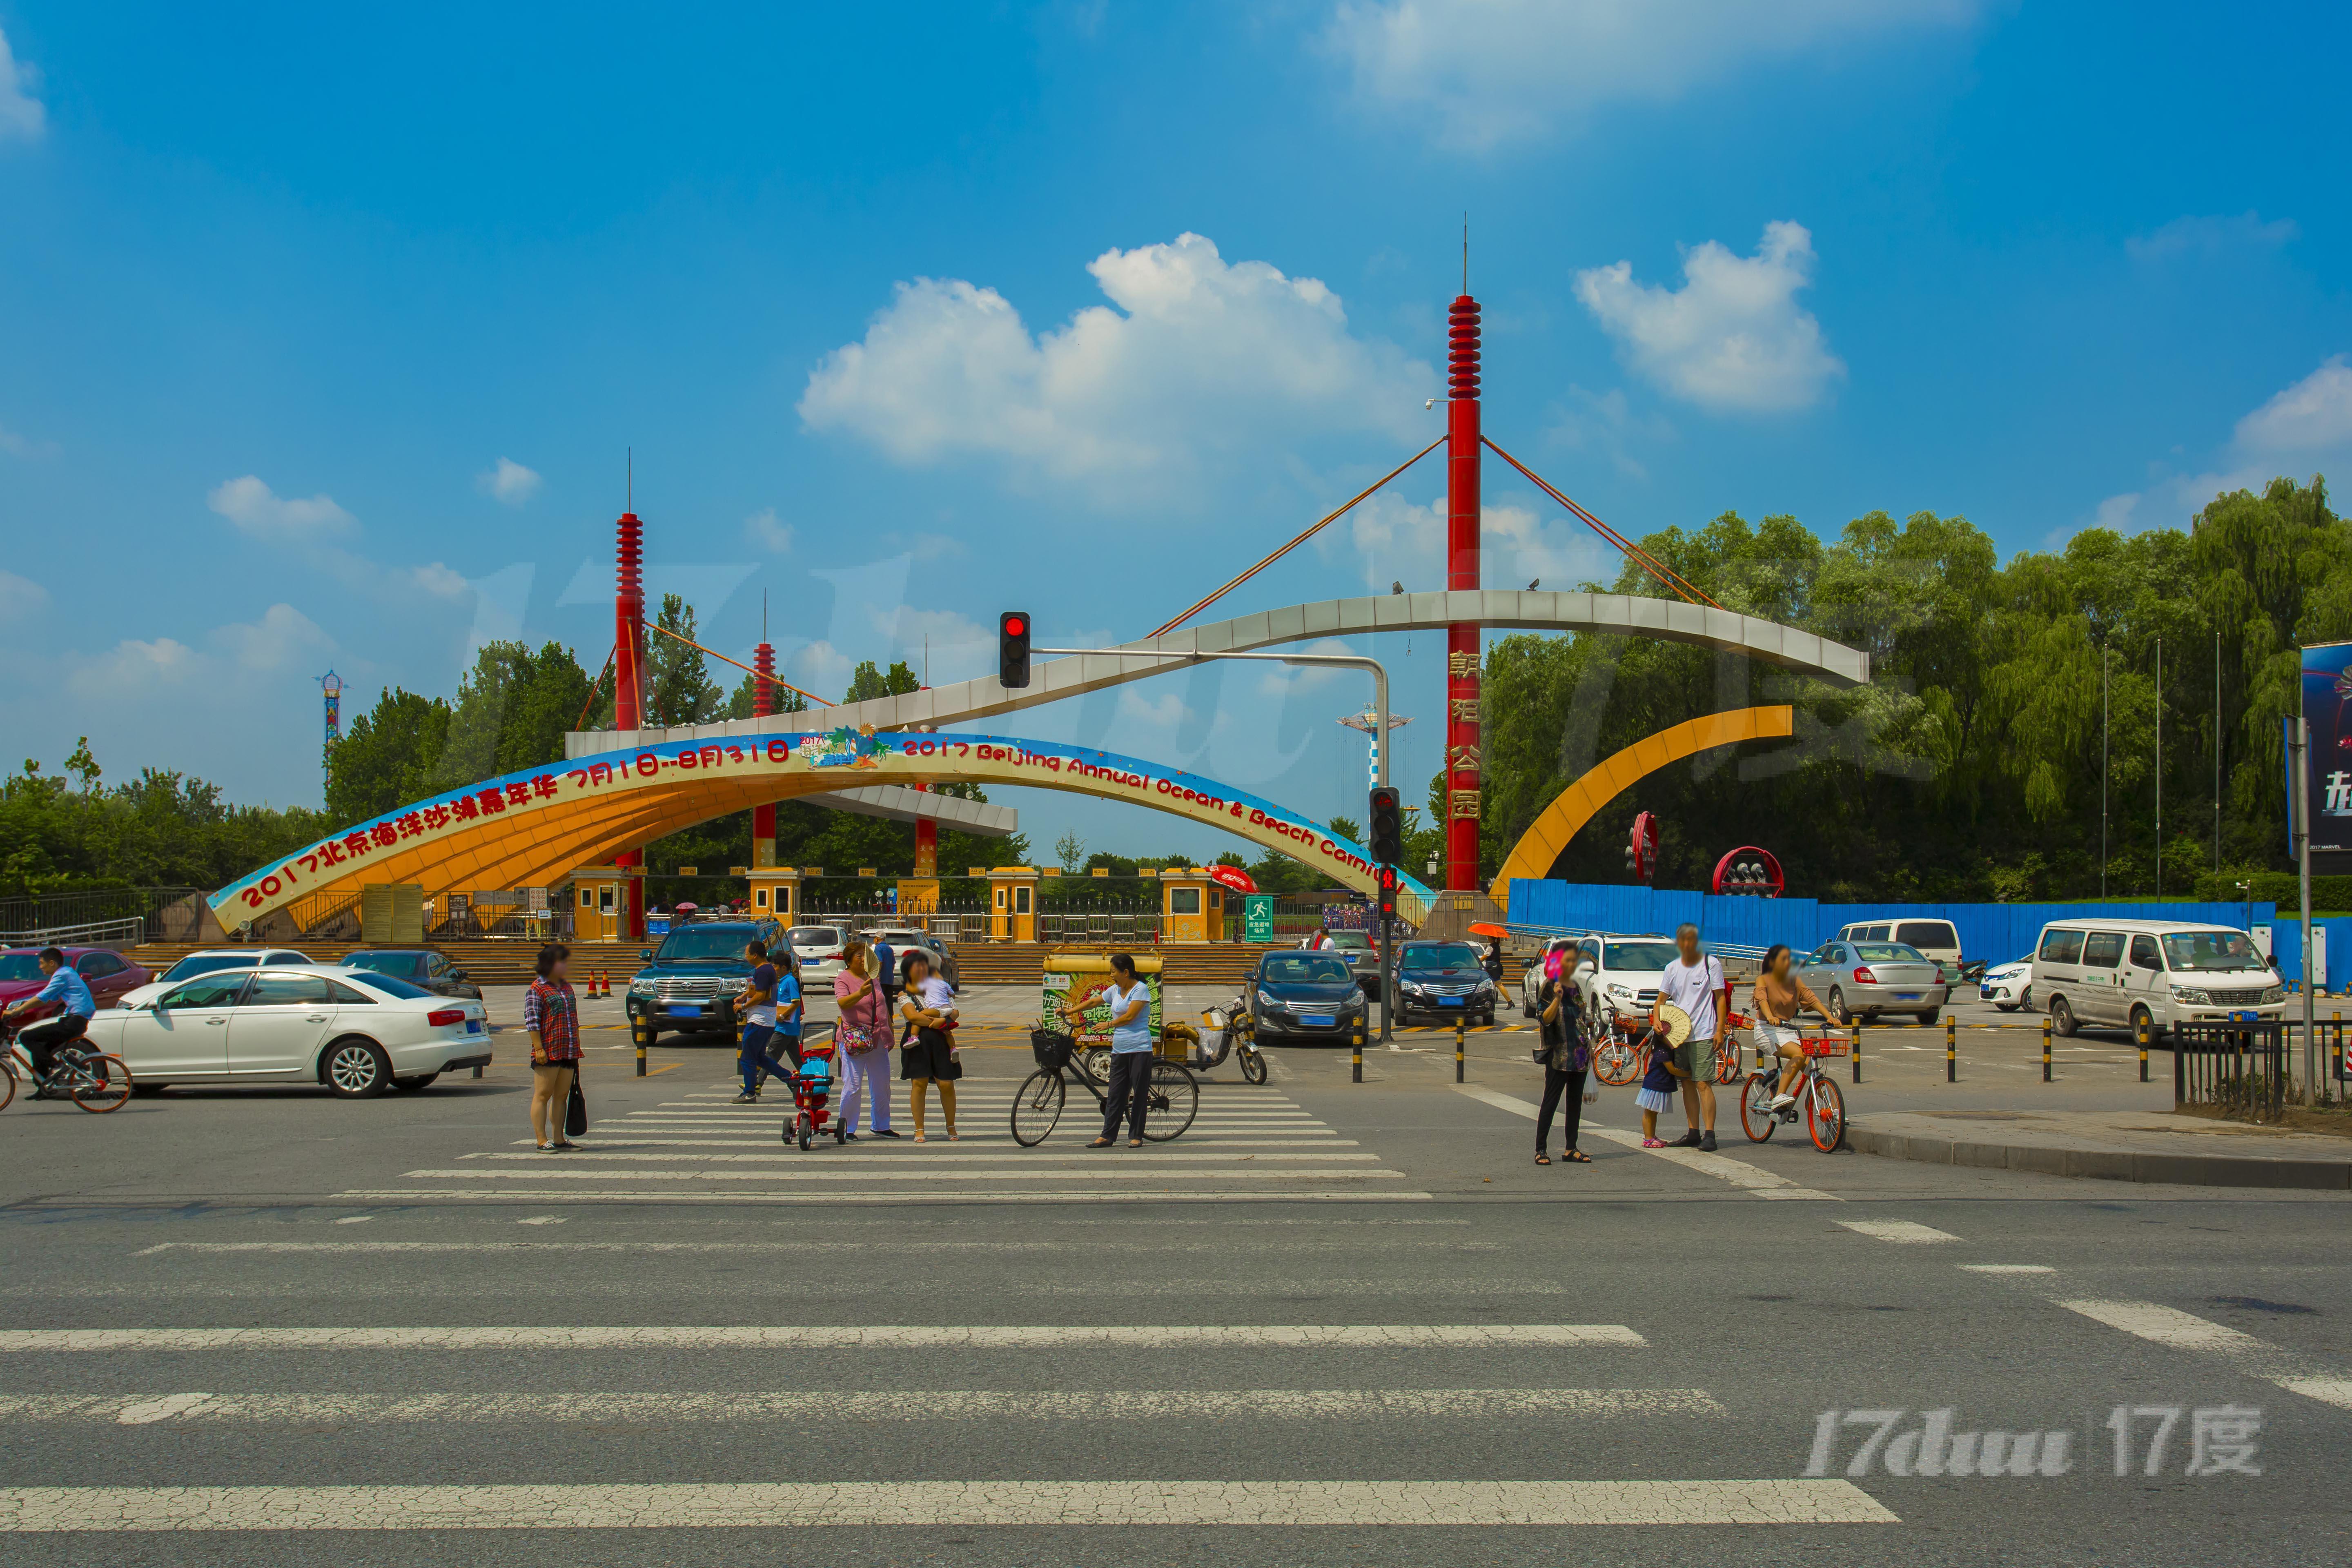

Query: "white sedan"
left=85, top=966, right=491, bottom=1097
left=1978, top=955, right=2034, bottom=1012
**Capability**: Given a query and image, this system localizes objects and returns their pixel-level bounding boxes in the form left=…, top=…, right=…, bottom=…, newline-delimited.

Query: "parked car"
left=862, top=926, right=960, bottom=991
left=338, top=949, right=482, bottom=1000
left=1251, top=949, right=1370, bottom=1043
left=1978, top=953, right=2034, bottom=1012
left=1317, top=928, right=1379, bottom=993
left=2029, top=920, right=2284, bottom=1040
left=1519, top=937, right=1580, bottom=1017
left=0, top=947, right=155, bottom=1017
left=1389, top=939, right=1499, bottom=1026
left=627, top=918, right=784, bottom=1044
left=1564, top=934, right=1682, bottom=1032
left=784, top=924, right=850, bottom=987
left=120, top=947, right=314, bottom=1009
left=1795, top=939, right=1950, bottom=1025
left=85, top=965, right=490, bottom=1096
left=1835, top=918, right=1963, bottom=975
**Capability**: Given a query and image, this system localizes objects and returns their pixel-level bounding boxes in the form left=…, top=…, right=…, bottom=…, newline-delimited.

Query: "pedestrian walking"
left=732, top=939, right=795, bottom=1103
left=523, top=944, right=583, bottom=1151
left=897, top=950, right=959, bottom=1142
left=833, top=938, right=896, bottom=1140
left=1067, top=952, right=1153, bottom=1148
left=1481, top=935, right=1506, bottom=988
left=1533, top=947, right=1593, bottom=1165
left=872, top=935, right=900, bottom=1022
left=1654, top=923, right=1724, bottom=1151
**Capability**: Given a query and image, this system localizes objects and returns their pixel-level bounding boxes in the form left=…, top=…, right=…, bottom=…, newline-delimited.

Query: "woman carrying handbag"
left=523, top=944, right=584, bottom=1152
left=1532, top=948, right=1594, bottom=1165
left=832, top=940, right=896, bottom=1140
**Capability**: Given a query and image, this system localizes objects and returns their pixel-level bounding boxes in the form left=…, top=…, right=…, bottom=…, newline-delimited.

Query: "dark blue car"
left=1250, top=950, right=1370, bottom=1045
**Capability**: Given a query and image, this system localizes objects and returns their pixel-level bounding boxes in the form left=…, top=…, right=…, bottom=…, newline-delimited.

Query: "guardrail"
left=2174, top=1020, right=2289, bottom=1122
left=0, top=915, right=148, bottom=948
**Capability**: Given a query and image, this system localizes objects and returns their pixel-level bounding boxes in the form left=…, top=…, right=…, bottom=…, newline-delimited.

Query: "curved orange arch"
left=1487, top=706, right=1794, bottom=902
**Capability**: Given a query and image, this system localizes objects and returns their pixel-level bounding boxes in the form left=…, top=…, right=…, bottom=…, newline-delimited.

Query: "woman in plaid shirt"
left=523, top=944, right=582, bottom=1152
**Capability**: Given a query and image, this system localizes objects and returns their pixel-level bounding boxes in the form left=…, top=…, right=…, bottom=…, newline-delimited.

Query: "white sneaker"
left=1768, top=1093, right=1796, bottom=1109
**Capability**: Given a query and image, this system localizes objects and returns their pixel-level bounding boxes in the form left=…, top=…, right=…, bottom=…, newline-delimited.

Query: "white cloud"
left=207, top=475, right=358, bottom=540
left=799, top=232, right=1432, bottom=488
left=1117, top=688, right=1189, bottom=730
left=63, top=604, right=334, bottom=700
left=745, top=508, right=794, bottom=552
left=1325, top=0, right=1980, bottom=149
left=213, top=604, right=332, bottom=672
left=2091, top=493, right=2139, bottom=532
left=411, top=562, right=470, bottom=599
left=1575, top=222, right=1845, bottom=414
left=1545, top=385, right=1671, bottom=479
left=0, top=420, right=56, bottom=458
left=2127, top=211, right=2299, bottom=263
left=2234, top=356, right=2352, bottom=454
left=0, top=569, right=47, bottom=616
left=476, top=457, right=542, bottom=505
left=1342, top=490, right=1616, bottom=592
left=0, top=26, right=45, bottom=143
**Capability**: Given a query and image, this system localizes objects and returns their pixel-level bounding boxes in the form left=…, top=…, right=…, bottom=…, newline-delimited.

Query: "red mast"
left=751, top=640, right=778, bottom=877
left=1443, top=294, right=1482, bottom=893
left=613, top=510, right=648, bottom=940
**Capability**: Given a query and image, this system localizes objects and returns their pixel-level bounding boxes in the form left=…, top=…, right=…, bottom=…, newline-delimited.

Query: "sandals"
left=1641, top=1137, right=1667, bottom=1149
left=1534, top=1152, right=1552, bottom=1166
left=1562, top=1149, right=1592, bottom=1163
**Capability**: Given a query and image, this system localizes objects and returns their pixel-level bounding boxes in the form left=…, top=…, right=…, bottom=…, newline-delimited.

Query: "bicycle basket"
left=1030, top=1029, right=1076, bottom=1070
left=1802, top=1037, right=1850, bottom=1058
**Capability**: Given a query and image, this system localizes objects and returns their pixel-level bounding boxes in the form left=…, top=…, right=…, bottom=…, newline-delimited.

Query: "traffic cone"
left=594, top=971, right=608, bottom=999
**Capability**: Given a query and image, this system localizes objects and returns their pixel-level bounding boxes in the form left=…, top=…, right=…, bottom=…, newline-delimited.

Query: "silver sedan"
left=1794, top=940, right=1950, bottom=1025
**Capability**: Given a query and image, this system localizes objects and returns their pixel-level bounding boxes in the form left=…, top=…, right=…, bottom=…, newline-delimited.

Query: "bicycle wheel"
left=1714, top=1042, right=1743, bottom=1085
left=1238, top=1045, right=1268, bottom=1085
left=1807, top=1075, right=1846, bottom=1153
left=1593, top=1037, right=1639, bottom=1086
left=1009, top=1069, right=1066, bottom=1147
left=69, top=1053, right=133, bottom=1114
left=1140, top=1060, right=1199, bottom=1141
left=1738, top=1073, right=1779, bottom=1143
left=0, top=1060, right=16, bottom=1112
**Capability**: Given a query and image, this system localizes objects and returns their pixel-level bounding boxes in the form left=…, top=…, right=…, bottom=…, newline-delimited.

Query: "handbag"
left=564, top=1065, right=588, bottom=1138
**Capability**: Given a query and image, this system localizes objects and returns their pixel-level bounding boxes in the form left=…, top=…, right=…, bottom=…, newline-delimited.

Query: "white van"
left=1835, top=918, right=1962, bottom=974
left=2030, top=919, right=2285, bottom=1039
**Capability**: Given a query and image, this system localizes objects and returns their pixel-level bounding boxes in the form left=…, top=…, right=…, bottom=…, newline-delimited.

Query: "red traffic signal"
left=998, top=610, right=1032, bottom=689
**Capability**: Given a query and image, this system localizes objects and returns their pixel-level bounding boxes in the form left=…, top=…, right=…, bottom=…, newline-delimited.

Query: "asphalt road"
left=1, top=1002, right=2345, bottom=1565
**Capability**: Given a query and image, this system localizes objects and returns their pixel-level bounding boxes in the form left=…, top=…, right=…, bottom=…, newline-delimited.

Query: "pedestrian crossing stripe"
left=331, top=1189, right=1437, bottom=1203
left=0, top=1324, right=1647, bottom=1351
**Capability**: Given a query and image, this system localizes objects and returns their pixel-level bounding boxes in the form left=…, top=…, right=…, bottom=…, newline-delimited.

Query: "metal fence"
left=0, top=886, right=208, bottom=946
left=2173, top=1021, right=2290, bottom=1123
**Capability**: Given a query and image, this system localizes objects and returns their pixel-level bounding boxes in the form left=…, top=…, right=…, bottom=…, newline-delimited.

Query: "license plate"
left=666, top=1004, right=702, bottom=1016
left=1978, top=987, right=1996, bottom=999
left=1298, top=1016, right=1334, bottom=1027
left=466, top=1020, right=482, bottom=1033
left=1895, top=993, right=1920, bottom=1001
left=2229, top=1010, right=2260, bottom=1022
left=1440, top=996, right=1463, bottom=1007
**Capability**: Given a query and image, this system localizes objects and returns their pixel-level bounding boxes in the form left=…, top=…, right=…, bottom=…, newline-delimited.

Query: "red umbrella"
left=1207, top=866, right=1257, bottom=895
left=674, top=901, right=699, bottom=913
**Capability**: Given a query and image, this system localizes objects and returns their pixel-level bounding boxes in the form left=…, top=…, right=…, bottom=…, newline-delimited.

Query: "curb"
left=1844, top=1125, right=2352, bottom=1191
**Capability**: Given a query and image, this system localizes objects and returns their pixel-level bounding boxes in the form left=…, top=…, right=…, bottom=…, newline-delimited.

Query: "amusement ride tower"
left=1443, top=292, right=1482, bottom=892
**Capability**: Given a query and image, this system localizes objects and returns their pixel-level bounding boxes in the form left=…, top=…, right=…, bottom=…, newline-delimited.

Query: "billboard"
left=2303, top=640, right=2352, bottom=872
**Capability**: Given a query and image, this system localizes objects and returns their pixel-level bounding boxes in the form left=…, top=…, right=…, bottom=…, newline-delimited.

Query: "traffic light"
left=998, top=610, right=1031, bottom=689
left=1367, top=785, right=1403, bottom=864
left=1376, top=864, right=1400, bottom=923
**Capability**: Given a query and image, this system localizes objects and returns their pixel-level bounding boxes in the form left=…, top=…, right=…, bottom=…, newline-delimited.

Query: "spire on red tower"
left=1443, top=291, right=1482, bottom=893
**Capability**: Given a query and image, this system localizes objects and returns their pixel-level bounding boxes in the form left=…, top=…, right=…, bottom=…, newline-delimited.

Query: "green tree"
left=644, top=595, right=726, bottom=727
left=327, top=687, right=450, bottom=826
left=843, top=659, right=921, bottom=703
left=726, top=668, right=810, bottom=719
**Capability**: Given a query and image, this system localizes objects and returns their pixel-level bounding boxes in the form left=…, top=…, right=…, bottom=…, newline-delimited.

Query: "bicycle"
left=1, top=1019, right=136, bottom=1114
left=1011, top=1031, right=1200, bottom=1147
left=1737, top=1030, right=1847, bottom=1153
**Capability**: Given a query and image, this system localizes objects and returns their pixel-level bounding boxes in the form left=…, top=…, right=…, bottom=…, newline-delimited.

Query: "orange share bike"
left=1737, top=1028, right=1848, bottom=1153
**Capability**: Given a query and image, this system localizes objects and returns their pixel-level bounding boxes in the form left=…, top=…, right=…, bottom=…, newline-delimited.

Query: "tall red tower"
left=750, top=640, right=779, bottom=872
left=613, top=511, right=648, bottom=940
left=1443, top=294, right=1482, bottom=892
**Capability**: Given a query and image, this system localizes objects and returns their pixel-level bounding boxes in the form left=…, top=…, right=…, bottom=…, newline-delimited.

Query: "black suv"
left=339, top=949, right=482, bottom=1000
left=625, top=918, right=784, bottom=1045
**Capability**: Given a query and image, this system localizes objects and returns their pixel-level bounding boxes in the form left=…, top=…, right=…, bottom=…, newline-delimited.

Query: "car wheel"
left=392, top=1074, right=440, bottom=1092
left=1522, top=995, right=1536, bottom=1018
left=1828, top=987, right=1854, bottom=1026
left=2128, top=1003, right=2161, bottom=1045
left=322, top=1038, right=392, bottom=1098
left=1918, top=1008, right=1940, bottom=1027
left=2050, top=996, right=2077, bottom=1038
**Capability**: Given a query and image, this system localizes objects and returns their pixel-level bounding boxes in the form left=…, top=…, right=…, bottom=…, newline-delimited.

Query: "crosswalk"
left=336, top=1077, right=1434, bottom=1204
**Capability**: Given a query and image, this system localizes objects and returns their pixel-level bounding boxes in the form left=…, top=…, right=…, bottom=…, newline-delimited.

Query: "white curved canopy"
left=568, top=589, right=1870, bottom=757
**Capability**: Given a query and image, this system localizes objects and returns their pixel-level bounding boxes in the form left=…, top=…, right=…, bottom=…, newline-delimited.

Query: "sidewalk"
left=1844, top=1109, right=2352, bottom=1191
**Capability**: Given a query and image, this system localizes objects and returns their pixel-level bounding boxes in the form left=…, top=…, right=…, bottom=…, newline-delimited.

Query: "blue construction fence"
left=1507, top=881, right=2279, bottom=966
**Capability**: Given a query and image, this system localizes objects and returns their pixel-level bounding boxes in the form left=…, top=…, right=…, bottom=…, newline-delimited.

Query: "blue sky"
left=3, top=2, right=2348, bottom=865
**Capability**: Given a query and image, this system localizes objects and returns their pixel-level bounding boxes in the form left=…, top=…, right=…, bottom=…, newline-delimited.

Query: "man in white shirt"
left=1653, top=922, right=1724, bottom=1152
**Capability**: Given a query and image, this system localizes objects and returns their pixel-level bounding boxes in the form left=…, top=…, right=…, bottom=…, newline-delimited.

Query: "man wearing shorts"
left=1654, top=923, right=1723, bottom=1152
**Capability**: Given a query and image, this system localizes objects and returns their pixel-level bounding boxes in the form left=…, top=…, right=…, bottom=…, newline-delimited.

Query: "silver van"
left=1836, top=918, right=1962, bottom=973
left=2030, top=920, right=2284, bottom=1039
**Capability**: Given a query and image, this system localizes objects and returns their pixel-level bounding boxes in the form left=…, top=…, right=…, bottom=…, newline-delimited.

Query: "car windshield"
left=339, top=971, right=437, bottom=1000
left=1897, top=922, right=1958, bottom=949
left=1401, top=943, right=1478, bottom=971
left=1852, top=943, right=1930, bottom=963
left=1322, top=931, right=1370, bottom=950
left=657, top=929, right=757, bottom=963
left=1263, top=956, right=1354, bottom=984
left=341, top=953, right=420, bottom=976
left=160, top=953, right=255, bottom=982
left=2161, top=931, right=2265, bottom=972
left=0, top=954, right=45, bottom=982
left=1603, top=942, right=1681, bottom=970
left=788, top=927, right=844, bottom=948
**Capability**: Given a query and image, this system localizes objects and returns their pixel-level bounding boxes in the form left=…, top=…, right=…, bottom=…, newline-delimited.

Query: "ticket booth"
left=1159, top=867, right=1224, bottom=944
left=746, top=866, right=802, bottom=924
left=989, top=866, right=1040, bottom=942
left=571, top=865, right=635, bottom=941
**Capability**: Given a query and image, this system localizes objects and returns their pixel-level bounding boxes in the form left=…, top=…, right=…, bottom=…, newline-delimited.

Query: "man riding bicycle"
left=1751, top=943, right=1831, bottom=1110
left=3, top=947, right=97, bottom=1089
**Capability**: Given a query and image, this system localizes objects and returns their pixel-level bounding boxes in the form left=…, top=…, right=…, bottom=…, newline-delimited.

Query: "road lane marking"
left=541, top=1138, right=1355, bottom=1149
left=399, top=1167, right=1409, bottom=1183
left=327, top=1189, right=1436, bottom=1204
left=1835, top=1221, right=1960, bottom=1244
left=462, top=1150, right=1381, bottom=1164
left=2056, top=1298, right=2352, bottom=1410
left=0, top=1323, right=1647, bottom=1352
left=1450, top=1087, right=1838, bottom=1199
left=0, top=1479, right=1895, bottom=1529
left=1959, top=1264, right=2053, bottom=1274
left=0, top=1388, right=1722, bottom=1425
left=2276, top=1379, right=2352, bottom=1410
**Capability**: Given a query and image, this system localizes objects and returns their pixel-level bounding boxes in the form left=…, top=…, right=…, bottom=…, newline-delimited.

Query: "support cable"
left=641, top=620, right=835, bottom=708
left=1483, top=435, right=1720, bottom=609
